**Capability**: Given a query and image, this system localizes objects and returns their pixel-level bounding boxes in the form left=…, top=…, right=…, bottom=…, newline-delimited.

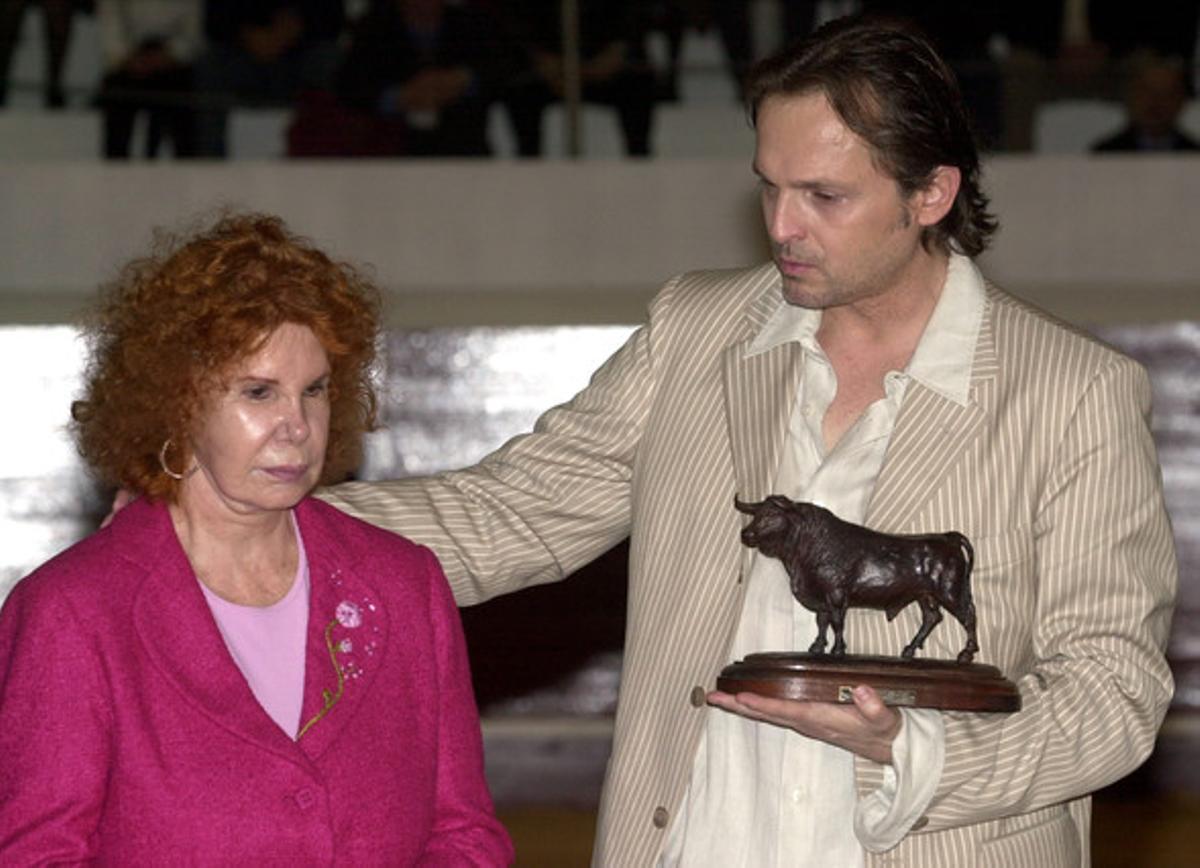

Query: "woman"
left=0, top=214, right=514, bottom=865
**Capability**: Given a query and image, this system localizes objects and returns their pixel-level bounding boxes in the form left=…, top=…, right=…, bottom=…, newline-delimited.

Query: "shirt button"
left=690, top=686, right=706, bottom=708
left=652, top=806, right=670, bottom=829
left=790, top=787, right=805, bottom=804
left=294, top=788, right=315, bottom=810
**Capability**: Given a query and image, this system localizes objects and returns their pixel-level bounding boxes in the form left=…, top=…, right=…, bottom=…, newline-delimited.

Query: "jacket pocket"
left=979, top=805, right=1081, bottom=868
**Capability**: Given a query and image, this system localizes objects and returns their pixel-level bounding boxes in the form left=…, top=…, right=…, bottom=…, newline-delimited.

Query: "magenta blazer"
left=0, top=497, right=513, bottom=866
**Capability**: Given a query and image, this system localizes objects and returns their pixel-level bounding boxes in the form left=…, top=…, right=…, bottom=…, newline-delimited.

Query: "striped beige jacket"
left=324, top=263, right=1176, bottom=867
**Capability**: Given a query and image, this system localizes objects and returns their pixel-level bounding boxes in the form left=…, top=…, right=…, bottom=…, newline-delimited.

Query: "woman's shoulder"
left=6, top=497, right=173, bottom=613
left=296, top=498, right=451, bottom=616
left=297, top=496, right=436, bottom=566
left=3, top=523, right=128, bottom=629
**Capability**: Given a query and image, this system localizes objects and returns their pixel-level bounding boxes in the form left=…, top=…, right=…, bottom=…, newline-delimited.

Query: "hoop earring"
left=159, top=438, right=191, bottom=480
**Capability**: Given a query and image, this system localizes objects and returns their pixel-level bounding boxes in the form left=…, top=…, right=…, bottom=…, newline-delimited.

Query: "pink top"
left=199, top=516, right=310, bottom=739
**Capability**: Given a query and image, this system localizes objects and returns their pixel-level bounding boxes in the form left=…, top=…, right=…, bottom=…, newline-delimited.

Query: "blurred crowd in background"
left=1, top=0, right=1197, bottom=159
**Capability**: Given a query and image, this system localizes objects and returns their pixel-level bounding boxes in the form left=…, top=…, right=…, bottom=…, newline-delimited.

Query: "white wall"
left=1, top=157, right=1198, bottom=327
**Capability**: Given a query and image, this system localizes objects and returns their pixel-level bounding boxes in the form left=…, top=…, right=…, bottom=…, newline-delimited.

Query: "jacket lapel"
left=126, top=500, right=299, bottom=761
left=722, top=285, right=805, bottom=507
left=866, top=295, right=1000, bottom=532
left=293, top=500, right=389, bottom=760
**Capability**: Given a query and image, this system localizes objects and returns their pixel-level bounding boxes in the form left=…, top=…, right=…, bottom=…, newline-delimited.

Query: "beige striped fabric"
left=321, top=264, right=1176, bottom=867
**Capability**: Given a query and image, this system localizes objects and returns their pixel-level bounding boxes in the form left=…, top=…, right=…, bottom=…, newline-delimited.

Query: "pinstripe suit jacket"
left=324, top=262, right=1176, bottom=867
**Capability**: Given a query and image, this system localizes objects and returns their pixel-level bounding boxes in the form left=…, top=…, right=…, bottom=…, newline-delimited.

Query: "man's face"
left=754, top=92, right=929, bottom=310
left=1129, top=65, right=1187, bottom=138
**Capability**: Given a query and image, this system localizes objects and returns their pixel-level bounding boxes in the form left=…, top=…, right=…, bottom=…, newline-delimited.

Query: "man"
left=499, top=0, right=656, bottom=156
left=324, top=15, right=1176, bottom=866
left=193, top=0, right=345, bottom=157
left=1092, top=54, right=1200, bottom=153
left=331, top=0, right=509, bottom=157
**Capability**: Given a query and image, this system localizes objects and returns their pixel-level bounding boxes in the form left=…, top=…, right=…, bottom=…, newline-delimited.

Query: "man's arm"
left=320, top=294, right=668, bottom=606
left=883, top=356, right=1176, bottom=829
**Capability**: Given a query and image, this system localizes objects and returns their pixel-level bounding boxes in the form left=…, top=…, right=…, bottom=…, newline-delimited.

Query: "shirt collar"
left=906, top=253, right=985, bottom=405
left=744, top=252, right=985, bottom=407
left=745, top=292, right=822, bottom=357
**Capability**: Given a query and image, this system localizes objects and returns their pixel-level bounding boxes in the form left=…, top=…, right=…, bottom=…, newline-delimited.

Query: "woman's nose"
left=279, top=400, right=310, bottom=441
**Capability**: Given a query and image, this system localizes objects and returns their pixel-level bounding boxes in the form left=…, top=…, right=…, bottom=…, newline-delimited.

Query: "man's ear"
left=912, top=165, right=961, bottom=228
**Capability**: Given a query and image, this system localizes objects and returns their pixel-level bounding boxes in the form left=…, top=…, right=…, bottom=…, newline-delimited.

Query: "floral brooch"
left=297, top=598, right=377, bottom=739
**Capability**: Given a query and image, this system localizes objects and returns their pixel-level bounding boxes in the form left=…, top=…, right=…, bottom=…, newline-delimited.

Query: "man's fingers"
left=100, top=489, right=136, bottom=528
left=707, top=686, right=901, bottom=764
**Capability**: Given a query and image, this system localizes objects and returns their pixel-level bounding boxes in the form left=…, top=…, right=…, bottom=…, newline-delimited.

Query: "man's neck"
left=816, top=250, right=951, bottom=450
left=817, top=249, right=950, bottom=366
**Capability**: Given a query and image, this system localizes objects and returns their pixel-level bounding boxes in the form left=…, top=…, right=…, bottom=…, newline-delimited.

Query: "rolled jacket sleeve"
left=855, top=708, right=945, bottom=851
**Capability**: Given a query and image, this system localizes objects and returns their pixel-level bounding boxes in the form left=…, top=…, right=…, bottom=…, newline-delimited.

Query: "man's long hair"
left=746, top=14, right=998, bottom=257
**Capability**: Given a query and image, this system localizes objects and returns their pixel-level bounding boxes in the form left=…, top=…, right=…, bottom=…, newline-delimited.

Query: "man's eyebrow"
left=751, top=169, right=845, bottom=192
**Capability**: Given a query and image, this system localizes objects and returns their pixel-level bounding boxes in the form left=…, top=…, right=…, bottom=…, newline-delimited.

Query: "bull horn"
left=733, top=496, right=759, bottom=515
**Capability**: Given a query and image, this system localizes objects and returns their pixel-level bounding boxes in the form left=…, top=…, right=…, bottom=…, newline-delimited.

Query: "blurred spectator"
left=500, top=0, right=655, bottom=157
left=94, top=0, right=200, bottom=158
left=194, top=0, right=344, bottom=156
left=1001, top=0, right=1200, bottom=151
left=640, top=2, right=822, bottom=102
left=636, top=0, right=688, bottom=102
left=0, top=0, right=83, bottom=107
left=304, top=0, right=506, bottom=157
left=1092, top=54, right=1198, bottom=152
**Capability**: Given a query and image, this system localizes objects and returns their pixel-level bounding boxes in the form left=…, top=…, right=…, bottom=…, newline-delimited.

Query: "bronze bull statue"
left=734, top=495, right=979, bottom=664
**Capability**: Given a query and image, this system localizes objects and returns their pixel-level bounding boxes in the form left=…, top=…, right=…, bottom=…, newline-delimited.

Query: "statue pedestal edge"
left=717, top=652, right=1021, bottom=712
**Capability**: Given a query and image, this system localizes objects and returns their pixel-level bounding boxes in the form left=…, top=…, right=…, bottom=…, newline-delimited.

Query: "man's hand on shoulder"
left=101, top=489, right=137, bottom=528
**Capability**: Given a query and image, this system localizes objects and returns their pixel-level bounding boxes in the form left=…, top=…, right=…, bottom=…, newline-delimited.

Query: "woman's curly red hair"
left=71, top=212, right=381, bottom=501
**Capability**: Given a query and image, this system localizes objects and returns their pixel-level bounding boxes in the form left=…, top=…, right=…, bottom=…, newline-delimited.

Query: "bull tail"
left=948, top=532, right=979, bottom=662
left=956, top=532, right=974, bottom=578
left=940, top=532, right=975, bottom=614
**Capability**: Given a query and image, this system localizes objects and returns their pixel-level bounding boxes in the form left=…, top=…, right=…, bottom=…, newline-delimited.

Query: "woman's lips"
left=263, top=465, right=309, bottom=482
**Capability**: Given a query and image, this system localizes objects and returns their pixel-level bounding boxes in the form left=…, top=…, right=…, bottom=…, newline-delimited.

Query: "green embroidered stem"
left=297, top=618, right=345, bottom=740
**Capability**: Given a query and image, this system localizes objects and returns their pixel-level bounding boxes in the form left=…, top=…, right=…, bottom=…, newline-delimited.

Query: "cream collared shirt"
left=661, top=255, right=986, bottom=867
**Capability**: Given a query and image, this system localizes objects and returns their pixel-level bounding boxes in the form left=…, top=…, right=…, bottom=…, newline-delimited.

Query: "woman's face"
left=183, top=322, right=331, bottom=517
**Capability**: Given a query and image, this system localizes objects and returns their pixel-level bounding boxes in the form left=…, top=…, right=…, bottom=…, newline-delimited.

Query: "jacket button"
left=652, top=806, right=669, bottom=828
left=294, top=788, right=316, bottom=810
left=911, top=815, right=929, bottom=831
left=690, top=686, right=706, bottom=707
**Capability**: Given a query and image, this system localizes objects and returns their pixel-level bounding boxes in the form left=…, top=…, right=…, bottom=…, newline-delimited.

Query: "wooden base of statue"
left=717, top=652, right=1021, bottom=713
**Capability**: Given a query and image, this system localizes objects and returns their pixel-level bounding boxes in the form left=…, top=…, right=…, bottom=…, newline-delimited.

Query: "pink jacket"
left=0, top=497, right=513, bottom=866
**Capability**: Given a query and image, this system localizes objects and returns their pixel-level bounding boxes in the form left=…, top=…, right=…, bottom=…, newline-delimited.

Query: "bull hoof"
left=956, top=649, right=976, bottom=664
left=900, top=647, right=916, bottom=659
left=808, top=641, right=827, bottom=655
